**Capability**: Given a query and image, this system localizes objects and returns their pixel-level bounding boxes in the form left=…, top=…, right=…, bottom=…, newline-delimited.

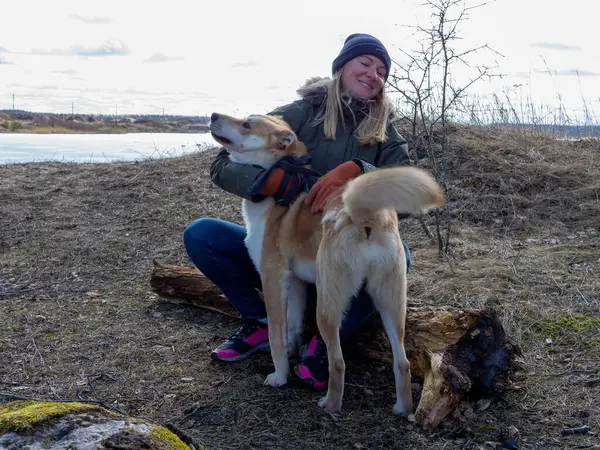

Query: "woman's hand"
left=248, top=154, right=321, bottom=206
left=304, top=161, right=362, bottom=213
left=257, top=168, right=297, bottom=197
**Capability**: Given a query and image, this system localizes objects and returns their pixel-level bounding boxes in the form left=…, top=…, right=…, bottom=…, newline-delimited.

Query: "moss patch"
left=0, top=401, right=108, bottom=433
left=148, top=425, right=192, bottom=450
left=535, top=312, right=600, bottom=343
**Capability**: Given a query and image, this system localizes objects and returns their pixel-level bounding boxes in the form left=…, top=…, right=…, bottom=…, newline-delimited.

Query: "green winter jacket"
left=210, top=77, right=410, bottom=201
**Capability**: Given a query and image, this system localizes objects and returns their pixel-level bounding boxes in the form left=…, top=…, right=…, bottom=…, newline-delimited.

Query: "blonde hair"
left=315, top=70, right=394, bottom=146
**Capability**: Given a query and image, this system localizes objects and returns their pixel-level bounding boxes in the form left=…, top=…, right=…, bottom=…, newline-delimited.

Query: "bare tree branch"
left=388, top=0, right=501, bottom=257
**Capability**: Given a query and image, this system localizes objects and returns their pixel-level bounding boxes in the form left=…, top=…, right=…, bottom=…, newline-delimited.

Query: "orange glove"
left=304, top=161, right=362, bottom=213
left=257, top=168, right=296, bottom=197
left=257, top=169, right=293, bottom=197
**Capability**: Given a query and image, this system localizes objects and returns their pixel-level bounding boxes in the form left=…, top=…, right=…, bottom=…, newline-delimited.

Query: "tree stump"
left=150, top=262, right=523, bottom=430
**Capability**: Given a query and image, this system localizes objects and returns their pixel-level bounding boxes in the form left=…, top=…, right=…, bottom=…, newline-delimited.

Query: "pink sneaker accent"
left=214, top=348, right=241, bottom=359
left=244, top=327, right=269, bottom=346
left=306, top=336, right=319, bottom=357
left=296, top=364, right=327, bottom=390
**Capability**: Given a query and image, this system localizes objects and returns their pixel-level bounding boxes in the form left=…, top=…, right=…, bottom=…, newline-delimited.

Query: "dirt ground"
left=1, top=126, right=599, bottom=449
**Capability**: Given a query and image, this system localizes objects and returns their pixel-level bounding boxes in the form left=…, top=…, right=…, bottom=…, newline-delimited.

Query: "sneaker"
left=293, top=334, right=329, bottom=390
left=211, top=319, right=270, bottom=362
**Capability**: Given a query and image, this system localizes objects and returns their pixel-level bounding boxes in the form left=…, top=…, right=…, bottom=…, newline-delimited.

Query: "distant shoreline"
left=0, top=110, right=210, bottom=135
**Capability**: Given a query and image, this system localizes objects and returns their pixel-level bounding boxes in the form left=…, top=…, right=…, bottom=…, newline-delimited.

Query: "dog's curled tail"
left=341, top=166, right=445, bottom=225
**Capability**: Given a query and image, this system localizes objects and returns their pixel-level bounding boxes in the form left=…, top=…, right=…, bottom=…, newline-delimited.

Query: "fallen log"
left=150, top=261, right=240, bottom=318
left=150, top=262, right=523, bottom=430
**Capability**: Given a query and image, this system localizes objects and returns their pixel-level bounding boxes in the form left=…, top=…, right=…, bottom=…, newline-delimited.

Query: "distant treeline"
left=495, top=123, right=600, bottom=138
left=0, top=109, right=210, bottom=123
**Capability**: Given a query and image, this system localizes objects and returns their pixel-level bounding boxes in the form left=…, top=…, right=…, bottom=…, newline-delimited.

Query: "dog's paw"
left=318, top=395, right=342, bottom=412
left=264, top=371, right=288, bottom=388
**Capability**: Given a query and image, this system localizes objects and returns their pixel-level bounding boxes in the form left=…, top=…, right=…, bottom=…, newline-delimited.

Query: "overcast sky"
left=1, top=0, right=597, bottom=123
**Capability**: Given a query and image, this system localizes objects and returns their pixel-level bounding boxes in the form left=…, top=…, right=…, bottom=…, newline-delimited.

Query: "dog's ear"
left=277, top=131, right=295, bottom=150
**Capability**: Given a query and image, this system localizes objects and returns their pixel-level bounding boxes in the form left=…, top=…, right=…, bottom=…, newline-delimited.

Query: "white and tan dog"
left=209, top=112, right=444, bottom=416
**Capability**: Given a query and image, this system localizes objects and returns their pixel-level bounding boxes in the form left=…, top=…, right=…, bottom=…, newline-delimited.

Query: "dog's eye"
left=242, top=121, right=251, bottom=129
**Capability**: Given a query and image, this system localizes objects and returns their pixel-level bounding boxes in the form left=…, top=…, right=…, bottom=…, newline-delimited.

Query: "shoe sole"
left=211, top=341, right=271, bottom=362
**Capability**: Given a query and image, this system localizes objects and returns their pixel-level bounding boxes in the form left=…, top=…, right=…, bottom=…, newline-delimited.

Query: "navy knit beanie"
left=332, top=33, right=392, bottom=81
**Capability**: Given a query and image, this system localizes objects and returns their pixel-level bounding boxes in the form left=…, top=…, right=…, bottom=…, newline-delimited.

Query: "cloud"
left=120, top=88, right=154, bottom=95
left=32, top=40, right=130, bottom=57
left=530, top=42, right=582, bottom=51
left=70, top=40, right=130, bottom=57
left=143, top=52, right=185, bottom=63
left=534, top=68, right=600, bottom=77
left=231, top=60, right=258, bottom=69
left=54, top=69, right=78, bottom=75
left=31, top=85, right=59, bottom=90
left=69, top=13, right=112, bottom=24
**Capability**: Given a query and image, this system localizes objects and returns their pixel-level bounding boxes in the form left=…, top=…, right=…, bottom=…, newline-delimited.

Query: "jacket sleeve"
left=354, top=122, right=410, bottom=173
left=209, top=148, right=265, bottom=201
left=210, top=100, right=313, bottom=201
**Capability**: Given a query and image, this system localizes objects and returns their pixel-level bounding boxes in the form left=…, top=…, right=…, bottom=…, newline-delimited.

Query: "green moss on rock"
left=149, top=425, right=192, bottom=450
left=0, top=401, right=108, bottom=433
left=0, top=401, right=195, bottom=449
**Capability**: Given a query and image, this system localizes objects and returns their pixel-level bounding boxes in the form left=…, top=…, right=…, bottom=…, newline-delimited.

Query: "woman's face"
left=340, top=55, right=386, bottom=99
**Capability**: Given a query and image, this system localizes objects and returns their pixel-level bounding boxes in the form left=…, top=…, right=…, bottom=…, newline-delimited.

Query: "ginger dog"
left=209, top=112, right=444, bottom=416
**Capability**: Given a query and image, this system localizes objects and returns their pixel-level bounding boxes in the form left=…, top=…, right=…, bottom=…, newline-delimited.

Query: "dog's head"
left=209, top=112, right=306, bottom=169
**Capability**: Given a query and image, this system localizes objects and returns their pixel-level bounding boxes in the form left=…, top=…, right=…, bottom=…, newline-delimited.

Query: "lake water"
left=0, top=133, right=218, bottom=164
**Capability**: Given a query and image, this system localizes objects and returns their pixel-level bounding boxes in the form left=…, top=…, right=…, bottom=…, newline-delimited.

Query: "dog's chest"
left=242, top=199, right=274, bottom=272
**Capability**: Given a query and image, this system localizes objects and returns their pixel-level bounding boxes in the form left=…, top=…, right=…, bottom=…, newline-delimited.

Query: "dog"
left=209, top=112, right=444, bottom=416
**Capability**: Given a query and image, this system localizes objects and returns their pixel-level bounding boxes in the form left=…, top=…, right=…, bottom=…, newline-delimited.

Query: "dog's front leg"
left=262, top=269, right=291, bottom=388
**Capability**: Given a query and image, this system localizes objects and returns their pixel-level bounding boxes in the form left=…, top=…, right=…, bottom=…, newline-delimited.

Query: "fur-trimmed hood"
left=296, top=76, right=333, bottom=106
left=295, top=76, right=395, bottom=124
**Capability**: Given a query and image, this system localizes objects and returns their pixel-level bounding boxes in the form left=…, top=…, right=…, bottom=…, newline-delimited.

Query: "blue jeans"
left=183, top=218, right=411, bottom=337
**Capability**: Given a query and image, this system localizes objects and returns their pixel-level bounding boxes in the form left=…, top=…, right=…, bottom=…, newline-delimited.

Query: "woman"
left=183, top=33, right=411, bottom=390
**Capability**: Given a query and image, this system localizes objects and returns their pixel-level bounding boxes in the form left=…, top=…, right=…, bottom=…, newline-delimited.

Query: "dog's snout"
left=210, top=113, right=220, bottom=122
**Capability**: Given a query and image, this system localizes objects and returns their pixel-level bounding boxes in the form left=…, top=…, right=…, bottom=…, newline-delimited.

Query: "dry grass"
left=1, top=125, right=599, bottom=449
left=446, top=126, right=600, bottom=234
